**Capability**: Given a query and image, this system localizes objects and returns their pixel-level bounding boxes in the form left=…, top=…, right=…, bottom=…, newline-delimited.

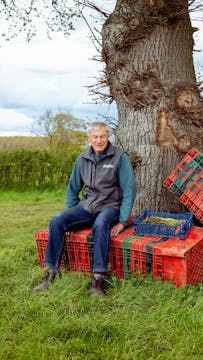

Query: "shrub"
left=0, top=149, right=79, bottom=191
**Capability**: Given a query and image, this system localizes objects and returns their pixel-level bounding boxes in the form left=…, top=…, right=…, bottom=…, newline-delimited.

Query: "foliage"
left=0, top=149, right=80, bottom=191
left=0, top=0, right=80, bottom=42
left=0, top=1, right=115, bottom=43
left=32, top=110, right=87, bottom=155
left=0, top=190, right=203, bottom=360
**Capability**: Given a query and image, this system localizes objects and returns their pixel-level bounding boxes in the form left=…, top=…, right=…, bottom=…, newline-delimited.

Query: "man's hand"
left=111, top=222, right=124, bottom=236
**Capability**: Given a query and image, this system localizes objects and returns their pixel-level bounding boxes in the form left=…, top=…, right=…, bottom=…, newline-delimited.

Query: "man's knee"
left=50, top=211, right=67, bottom=228
left=93, top=216, right=110, bottom=233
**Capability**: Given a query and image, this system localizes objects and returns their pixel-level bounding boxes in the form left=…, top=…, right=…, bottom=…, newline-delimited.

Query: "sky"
left=0, top=4, right=202, bottom=137
left=0, top=25, right=114, bottom=136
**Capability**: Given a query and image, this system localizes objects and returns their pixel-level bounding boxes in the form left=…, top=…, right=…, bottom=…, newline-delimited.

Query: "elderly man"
left=33, top=122, right=136, bottom=295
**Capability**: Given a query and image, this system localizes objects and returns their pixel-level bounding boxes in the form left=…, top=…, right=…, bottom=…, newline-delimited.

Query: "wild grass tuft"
left=0, top=191, right=203, bottom=360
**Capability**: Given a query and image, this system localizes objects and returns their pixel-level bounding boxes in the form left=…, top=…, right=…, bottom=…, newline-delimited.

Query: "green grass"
left=0, top=190, right=203, bottom=360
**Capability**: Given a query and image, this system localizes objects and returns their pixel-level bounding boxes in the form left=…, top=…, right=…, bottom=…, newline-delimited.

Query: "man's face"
left=88, top=127, right=109, bottom=155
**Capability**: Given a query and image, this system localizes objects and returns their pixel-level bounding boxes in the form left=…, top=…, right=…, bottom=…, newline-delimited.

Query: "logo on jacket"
left=103, top=164, right=114, bottom=168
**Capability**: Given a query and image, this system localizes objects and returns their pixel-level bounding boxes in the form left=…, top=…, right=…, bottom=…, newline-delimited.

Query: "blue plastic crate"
left=133, top=210, right=193, bottom=239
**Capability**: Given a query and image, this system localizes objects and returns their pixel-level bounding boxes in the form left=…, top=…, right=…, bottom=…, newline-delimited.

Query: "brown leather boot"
left=33, top=271, right=58, bottom=292
left=91, top=276, right=105, bottom=296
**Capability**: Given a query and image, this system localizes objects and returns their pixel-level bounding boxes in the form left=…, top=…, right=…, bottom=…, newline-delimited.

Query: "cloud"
left=0, top=102, right=118, bottom=137
left=191, top=17, right=203, bottom=78
left=0, top=28, right=100, bottom=108
left=0, top=109, right=34, bottom=136
left=0, top=27, right=109, bottom=136
left=0, top=46, right=117, bottom=132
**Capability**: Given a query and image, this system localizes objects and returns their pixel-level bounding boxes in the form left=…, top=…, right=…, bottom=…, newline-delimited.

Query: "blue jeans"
left=44, top=205, right=120, bottom=273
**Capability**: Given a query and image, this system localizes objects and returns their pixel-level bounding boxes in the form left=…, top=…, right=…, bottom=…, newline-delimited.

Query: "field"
left=0, top=136, right=46, bottom=151
left=0, top=190, right=203, bottom=360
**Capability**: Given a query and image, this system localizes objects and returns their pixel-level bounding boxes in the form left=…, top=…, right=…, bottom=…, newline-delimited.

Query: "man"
left=33, top=122, right=136, bottom=295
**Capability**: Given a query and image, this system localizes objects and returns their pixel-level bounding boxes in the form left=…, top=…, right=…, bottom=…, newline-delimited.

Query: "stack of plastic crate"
left=152, top=226, right=203, bottom=287
left=163, top=148, right=203, bottom=223
left=35, top=228, right=93, bottom=273
left=130, top=235, right=167, bottom=277
left=122, top=234, right=162, bottom=279
left=122, top=227, right=203, bottom=287
left=35, top=218, right=135, bottom=275
left=66, top=231, right=76, bottom=271
left=35, top=229, right=49, bottom=267
left=35, top=228, right=70, bottom=269
left=109, top=226, right=135, bottom=279
left=72, top=228, right=93, bottom=274
left=123, top=236, right=142, bottom=279
left=35, top=219, right=203, bottom=287
left=130, top=209, right=203, bottom=287
left=123, top=208, right=191, bottom=280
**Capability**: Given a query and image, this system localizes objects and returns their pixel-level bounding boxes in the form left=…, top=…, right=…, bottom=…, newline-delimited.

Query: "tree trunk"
left=102, top=0, right=203, bottom=215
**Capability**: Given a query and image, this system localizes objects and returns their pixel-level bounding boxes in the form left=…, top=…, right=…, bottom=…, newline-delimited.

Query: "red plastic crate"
left=35, top=229, right=69, bottom=269
left=35, top=229, right=48, bottom=267
left=181, top=199, right=203, bottom=223
left=180, top=176, right=203, bottom=204
left=167, top=163, right=202, bottom=198
left=109, top=227, right=135, bottom=279
left=153, top=226, right=203, bottom=287
left=187, top=148, right=201, bottom=158
left=179, top=173, right=203, bottom=224
left=163, top=148, right=202, bottom=190
left=123, top=235, right=144, bottom=279
left=35, top=238, right=48, bottom=267
left=35, top=228, right=48, bottom=240
left=65, top=232, right=76, bottom=271
left=72, top=228, right=93, bottom=274
left=130, top=235, right=164, bottom=277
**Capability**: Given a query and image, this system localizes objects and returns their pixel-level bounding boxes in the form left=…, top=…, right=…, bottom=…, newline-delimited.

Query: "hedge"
left=0, top=149, right=79, bottom=191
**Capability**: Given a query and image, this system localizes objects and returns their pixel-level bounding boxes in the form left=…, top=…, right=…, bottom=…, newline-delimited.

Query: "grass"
left=0, top=190, right=203, bottom=360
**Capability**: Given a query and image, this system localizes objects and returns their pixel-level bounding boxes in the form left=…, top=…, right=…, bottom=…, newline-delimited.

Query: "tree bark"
left=102, top=0, right=203, bottom=215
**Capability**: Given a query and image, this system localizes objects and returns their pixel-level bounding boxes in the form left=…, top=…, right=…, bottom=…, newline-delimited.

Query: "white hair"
left=86, top=122, right=111, bottom=136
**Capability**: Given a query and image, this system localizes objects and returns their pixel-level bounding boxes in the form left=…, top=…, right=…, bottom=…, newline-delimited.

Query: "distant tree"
left=32, top=110, right=87, bottom=154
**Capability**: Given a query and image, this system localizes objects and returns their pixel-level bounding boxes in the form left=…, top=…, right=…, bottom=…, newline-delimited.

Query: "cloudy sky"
left=0, top=4, right=202, bottom=137
left=0, top=24, right=113, bottom=136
